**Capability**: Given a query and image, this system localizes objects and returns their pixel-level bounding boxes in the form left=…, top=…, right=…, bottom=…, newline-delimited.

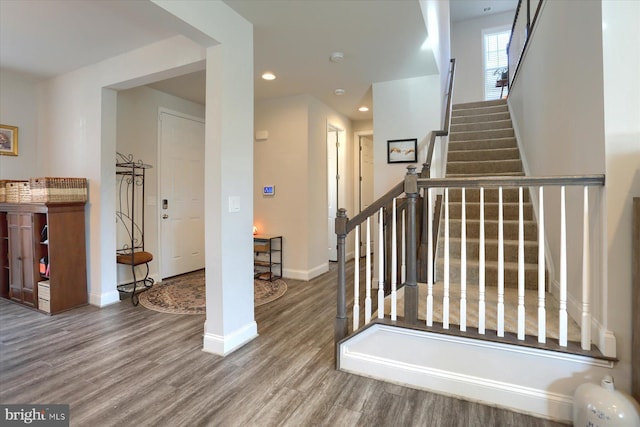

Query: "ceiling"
left=0, top=0, right=516, bottom=121
left=450, top=0, right=519, bottom=23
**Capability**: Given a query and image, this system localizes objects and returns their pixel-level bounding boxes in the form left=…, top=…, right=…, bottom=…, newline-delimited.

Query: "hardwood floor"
left=1, top=263, right=567, bottom=426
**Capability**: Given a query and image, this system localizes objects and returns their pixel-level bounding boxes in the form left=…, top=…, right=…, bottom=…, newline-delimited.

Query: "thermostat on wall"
left=263, top=185, right=275, bottom=196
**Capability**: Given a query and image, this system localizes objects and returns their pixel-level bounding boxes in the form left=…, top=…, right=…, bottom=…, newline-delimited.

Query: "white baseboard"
left=283, top=262, right=328, bottom=281
left=202, top=321, right=258, bottom=356
left=339, top=323, right=614, bottom=423
left=88, top=290, right=120, bottom=307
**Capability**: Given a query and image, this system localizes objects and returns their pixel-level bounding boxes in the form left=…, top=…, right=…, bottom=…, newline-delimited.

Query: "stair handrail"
left=507, top=0, right=544, bottom=88
left=423, top=58, right=456, bottom=179
left=344, top=182, right=404, bottom=235
left=417, top=174, right=605, bottom=189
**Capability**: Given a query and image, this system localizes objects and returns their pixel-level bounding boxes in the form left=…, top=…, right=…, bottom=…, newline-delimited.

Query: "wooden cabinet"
left=0, top=202, right=87, bottom=314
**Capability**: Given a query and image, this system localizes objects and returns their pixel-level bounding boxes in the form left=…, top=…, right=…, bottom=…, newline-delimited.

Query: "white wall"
left=153, top=0, right=256, bottom=356
left=507, top=0, right=638, bottom=390
left=601, top=0, right=640, bottom=392
left=34, top=0, right=255, bottom=356
left=37, top=35, right=207, bottom=309
left=422, top=0, right=451, bottom=118
left=254, top=95, right=311, bottom=279
left=373, top=75, right=441, bottom=197
left=115, top=85, right=205, bottom=285
left=451, top=11, right=515, bottom=104
left=372, top=75, right=441, bottom=284
left=254, top=94, right=352, bottom=280
left=507, top=0, right=607, bottom=337
left=308, top=96, right=353, bottom=273
left=352, top=119, right=373, bottom=134
left=0, top=70, right=41, bottom=179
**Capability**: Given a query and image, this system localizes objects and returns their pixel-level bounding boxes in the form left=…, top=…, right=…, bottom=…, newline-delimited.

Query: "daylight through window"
left=483, top=29, right=511, bottom=100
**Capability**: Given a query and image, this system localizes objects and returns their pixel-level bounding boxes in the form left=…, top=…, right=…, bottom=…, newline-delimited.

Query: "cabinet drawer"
left=38, top=297, right=50, bottom=313
left=38, top=280, right=50, bottom=300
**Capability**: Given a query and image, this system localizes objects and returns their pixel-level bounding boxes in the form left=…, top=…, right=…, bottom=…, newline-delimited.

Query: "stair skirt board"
left=338, top=324, right=614, bottom=423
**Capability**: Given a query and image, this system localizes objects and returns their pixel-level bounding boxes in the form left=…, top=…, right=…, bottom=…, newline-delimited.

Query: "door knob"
left=162, top=214, right=169, bottom=219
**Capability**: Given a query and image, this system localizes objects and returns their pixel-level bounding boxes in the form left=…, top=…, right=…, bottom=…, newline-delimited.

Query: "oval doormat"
left=138, top=271, right=287, bottom=314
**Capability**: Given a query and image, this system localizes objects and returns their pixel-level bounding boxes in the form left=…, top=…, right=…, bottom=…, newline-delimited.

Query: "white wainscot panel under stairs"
left=338, top=323, right=614, bottom=424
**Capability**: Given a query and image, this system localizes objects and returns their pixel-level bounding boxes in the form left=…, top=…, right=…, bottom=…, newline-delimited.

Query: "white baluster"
left=581, top=186, right=591, bottom=350
left=517, top=186, right=525, bottom=340
left=391, top=199, right=398, bottom=321
left=444, top=188, right=450, bottom=329
left=460, top=188, right=467, bottom=331
left=426, top=188, right=434, bottom=327
left=479, top=187, right=486, bottom=334
left=538, top=186, right=546, bottom=343
left=353, top=225, right=360, bottom=330
left=365, top=217, right=372, bottom=323
left=378, top=208, right=385, bottom=319
left=497, top=186, right=504, bottom=337
left=559, top=186, right=568, bottom=346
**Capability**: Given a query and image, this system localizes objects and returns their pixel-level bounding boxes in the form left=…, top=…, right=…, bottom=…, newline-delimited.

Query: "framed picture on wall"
left=387, top=138, right=417, bottom=164
left=0, top=125, right=18, bottom=156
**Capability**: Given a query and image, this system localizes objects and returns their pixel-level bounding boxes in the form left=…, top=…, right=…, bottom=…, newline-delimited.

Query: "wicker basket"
left=0, top=180, right=7, bottom=202
left=5, top=181, right=31, bottom=203
left=30, top=177, right=87, bottom=202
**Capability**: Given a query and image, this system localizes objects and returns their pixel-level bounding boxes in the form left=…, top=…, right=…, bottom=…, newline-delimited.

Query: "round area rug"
left=138, top=270, right=287, bottom=314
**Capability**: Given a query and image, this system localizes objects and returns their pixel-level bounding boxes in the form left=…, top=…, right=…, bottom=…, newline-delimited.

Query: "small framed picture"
left=387, top=138, right=417, bottom=163
left=0, top=125, right=18, bottom=156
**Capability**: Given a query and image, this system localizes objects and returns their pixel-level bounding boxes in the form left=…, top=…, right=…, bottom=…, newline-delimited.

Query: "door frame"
left=327, top=123, right=346, bottom=262
left=156, top=107, right=206, bottom=279
left=354, top=130, right=374, bottom=255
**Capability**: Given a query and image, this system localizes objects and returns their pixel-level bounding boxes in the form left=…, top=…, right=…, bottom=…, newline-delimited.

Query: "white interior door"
left=359, top=134, right=374, bottom=253
left=327, top=125, right=346, bottom=262
left=159, top=111, right=205, bottom=278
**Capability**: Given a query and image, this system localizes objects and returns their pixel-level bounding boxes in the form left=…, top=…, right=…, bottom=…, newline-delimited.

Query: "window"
left=483, top=29, right=511, bottom=100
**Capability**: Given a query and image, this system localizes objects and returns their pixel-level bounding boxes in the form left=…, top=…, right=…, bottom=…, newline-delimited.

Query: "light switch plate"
left=229, top=196, right=240, bottom=213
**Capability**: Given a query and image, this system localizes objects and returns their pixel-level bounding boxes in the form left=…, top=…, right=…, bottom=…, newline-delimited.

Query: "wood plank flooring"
left=1, top=263, right=567, bottom=426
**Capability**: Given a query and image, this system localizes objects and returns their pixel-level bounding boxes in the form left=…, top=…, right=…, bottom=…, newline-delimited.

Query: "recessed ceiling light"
left=334, top=88, right=345, bottom=95
left=358, top=106, right=369, bottom=112
left=261, top=72, right=276, bottom=80
left=330, top=52, right=344, bottom=63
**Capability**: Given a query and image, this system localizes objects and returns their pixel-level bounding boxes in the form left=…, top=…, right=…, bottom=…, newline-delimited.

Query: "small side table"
left=496, top=78, right=508, bottom=98
left=253, top=235, right=282, bottom=281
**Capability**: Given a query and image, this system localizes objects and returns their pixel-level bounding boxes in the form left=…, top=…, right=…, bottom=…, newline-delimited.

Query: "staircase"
left=437, top=99, right=543, bottom=290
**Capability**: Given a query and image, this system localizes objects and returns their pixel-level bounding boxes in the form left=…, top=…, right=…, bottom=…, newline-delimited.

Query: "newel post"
left=335, top=208, right=349, bottom=357
left=404, top=166, right=419, bottom=324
